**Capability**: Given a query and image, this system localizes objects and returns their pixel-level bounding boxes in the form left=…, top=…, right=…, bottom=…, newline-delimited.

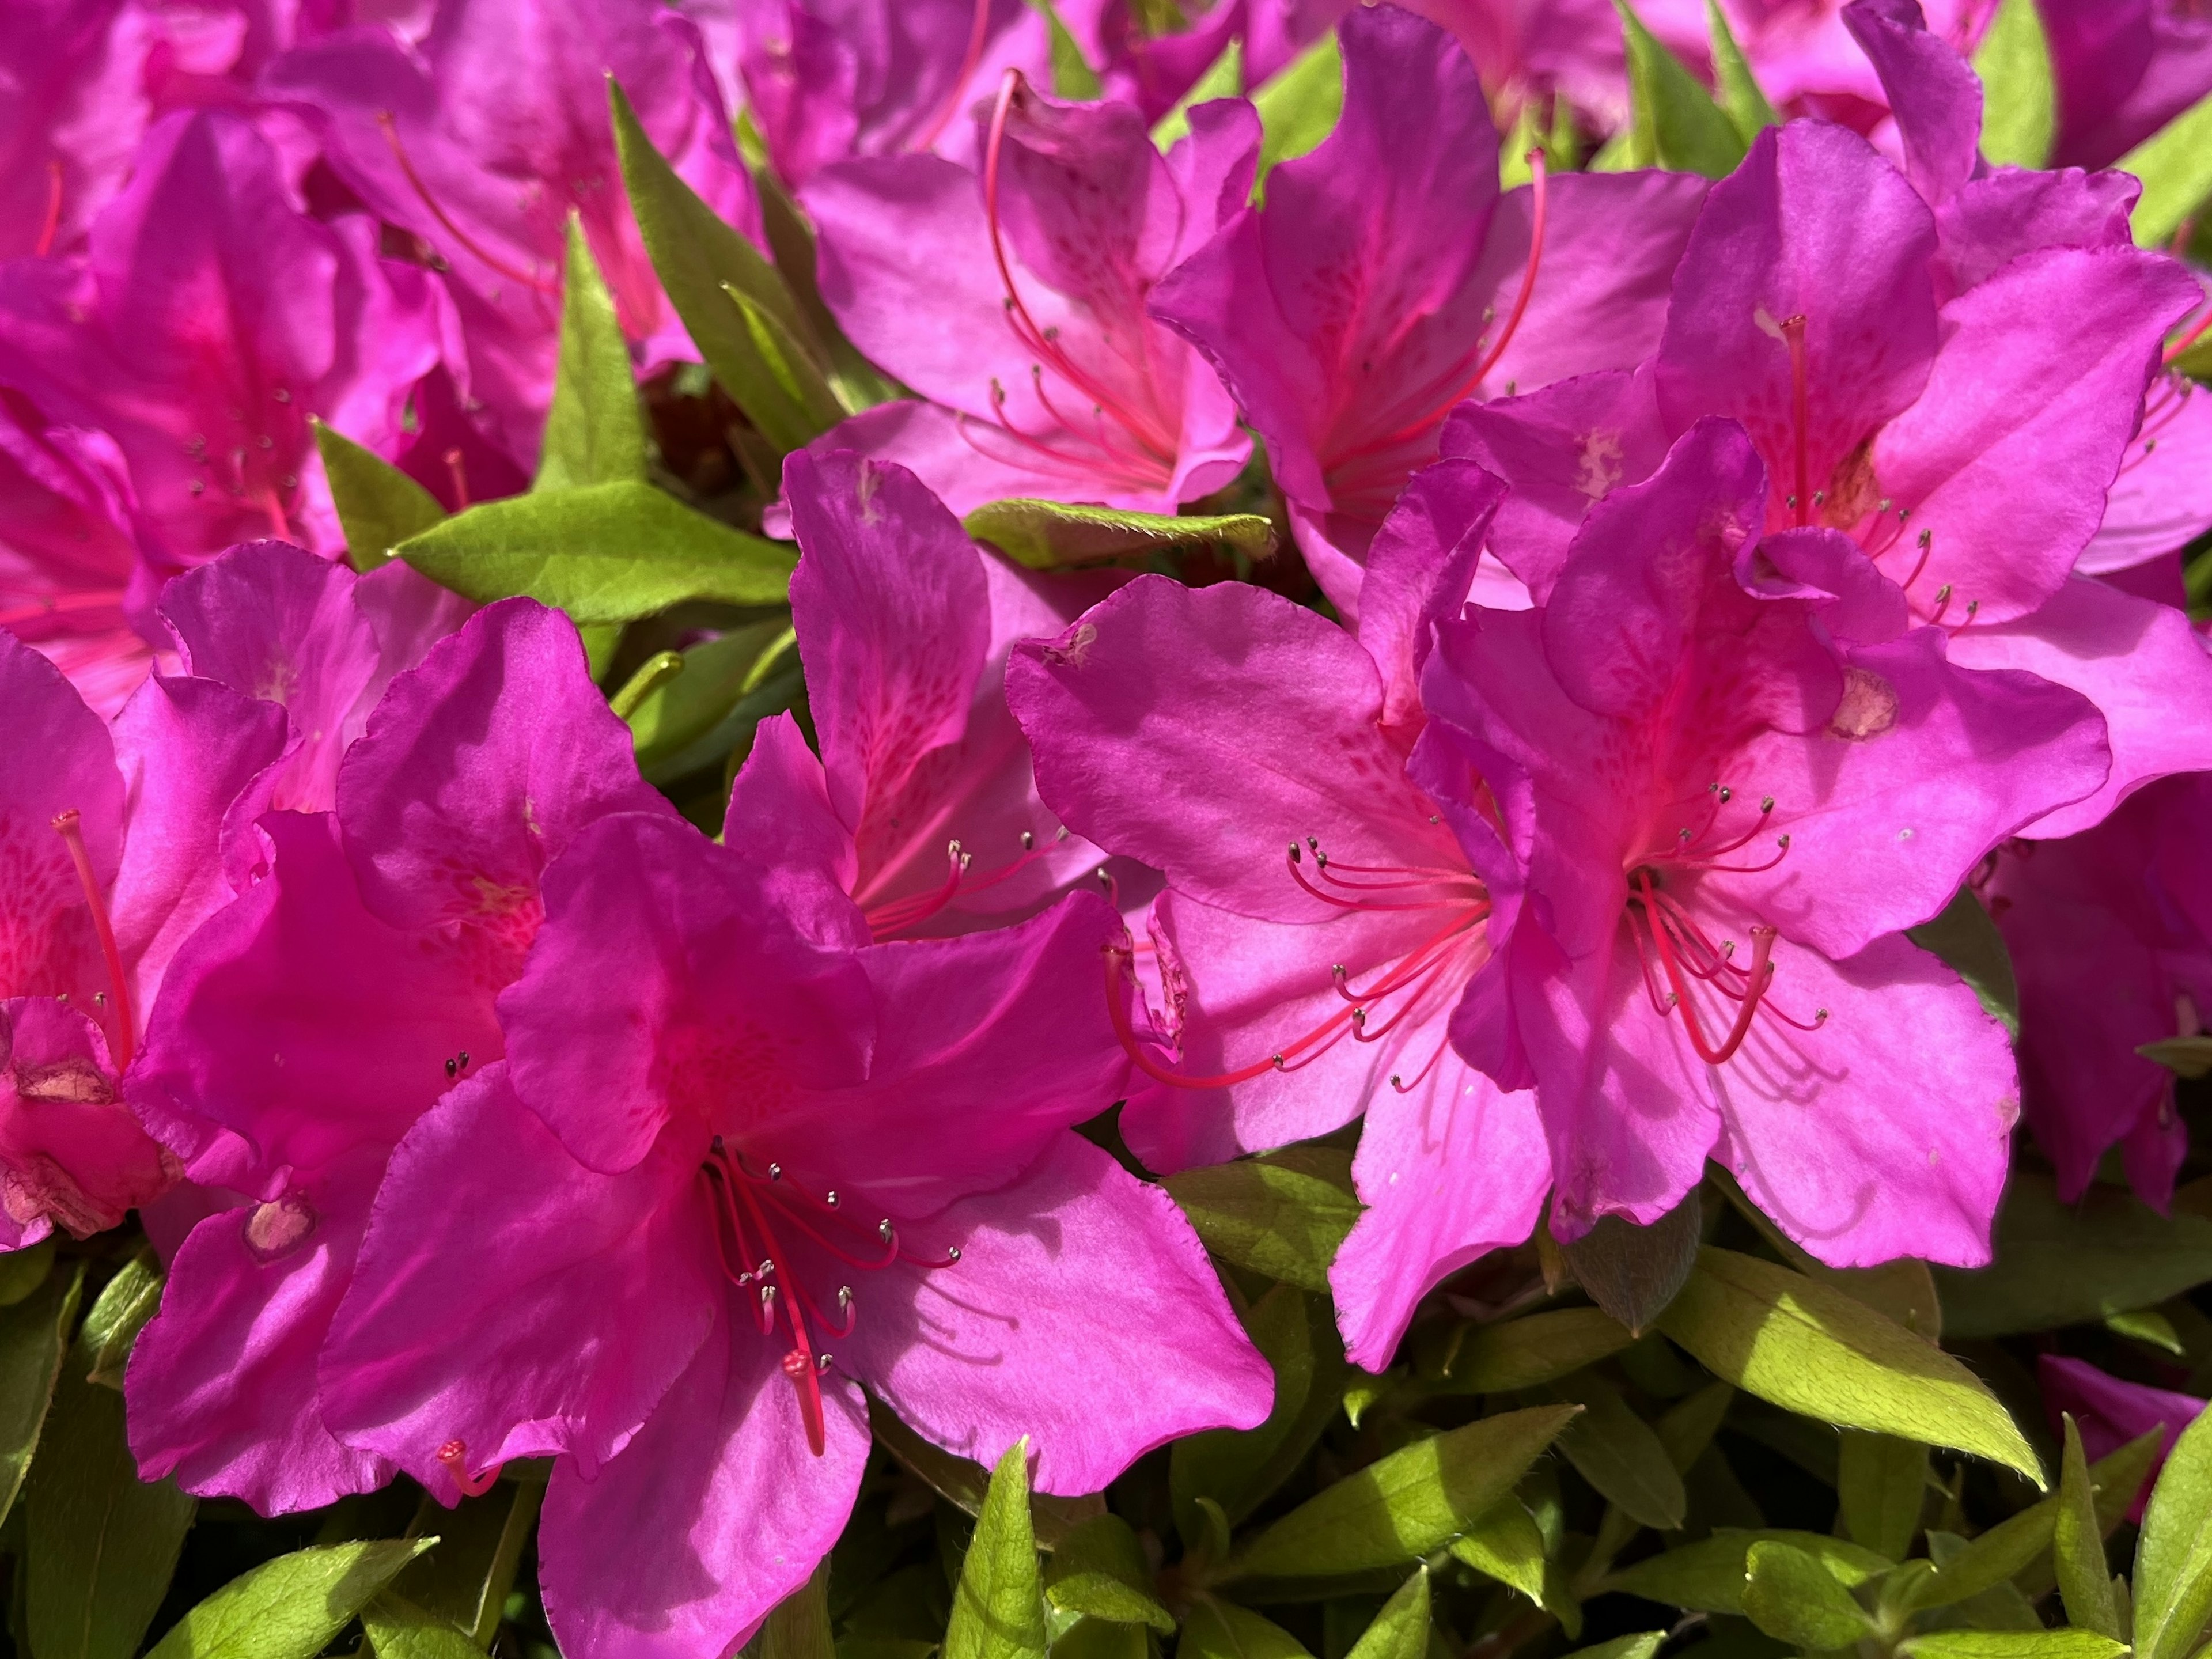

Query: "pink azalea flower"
left=1009, top=459, right=1552, bottom=1367
left=1147, top=3, right=1707, bottom=616
left=314, top=804, right=1270, bottom=1658
left=1, top=0, right=155, bottom=260
left=124, top=597, right=668, bottom=1513
left=1986, top=773, right=2212, bottom=1209
left=0, top=623, right=286, bottom=1248
left=1452, top=115, right=2212, bottom=842
left=732, top=0, right=1052, bottom=187
left=2040, top=1353, right=2206, bottom=1521
left=0, top=107, right=444, bottom=588
left=2039, top=0, right=2212, bottom=170
left=1416, top=418, right=2111, bottom=1271
left=740, top=450, right=1115, bottom=940
left=263, top=0, right=759, bottom=465
left=800, top=74, right=1254, bottom=516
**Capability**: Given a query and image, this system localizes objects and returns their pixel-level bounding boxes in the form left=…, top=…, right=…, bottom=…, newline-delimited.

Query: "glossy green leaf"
left=79, top=1247, right=160, bottom=1389
left=535, top=217, right=646, bottom=493
left=1558, top=1198, right=1701, bottom=1334
left=1252, top=31, right=1343, bottom=191
left=1427, top=1308, right=1634, bottom=1394
left=1658, top=1248, right=2041, bottom=1484
left=1554, top=1382, right=1685, bottom=1532
left=361, top=1593, right=483, bottom=1659
left=1219, top=1404, right=1578, bottom=1582
left=1345, top=1569, right=1429, bottom=1659
left=1043, top=1515, right=1171, bottom=1633
left=1741, top=1540, right=1875, bottom=1650
left=2121, top=86, right=2212, bottom=245
left=26, top=1363, right=195, bottom=1659
left=1446, top=1495, right=1548, bottom=1601
left=1606, top=1529, right=1890, bottom=1615
left=1615, top=0, right=1747, bottom=176
left=1705, top=0, right=1780, bottom=141
left=1182, top=1598, right=1310, bottom=1659
left=962, top=499, right=1275, bottom=571
left=1172, top=1286, right=1346, bottom=1543
left=2134, top=1403, right=2212, bottom=1659
left=1907, top=887, right=2020, bottom=1039
left=1973, top=0, right=2056, bottom=167
left=1838, top=1432, right=1928, bottom=1562
left=145, top=1539, right=434, bottom=1659
left=867, top=1400, right=1101, bottom=1550
left=399, top=480, right=794, bottom=620
left=945, top=1441, right=1046, bottom=1659
left=0, top=1240, right=54, bottom=1308
left=1935, top=1173, right=2212, bottom=1338
left=0, top=1262, right=81, bottom=1527
left=1903, top=1635, right=2127, bottom=1659
left=2055, top=1416, right=2121, bottom=1638
left=394, top=1476, right=544, bottom=1647
left=1152, top=40, right=1243, bottom=150
left=315, top=419, right=444, bottom=571
left=628, top=620, right=798, bottom=778
left=1163, top=1159, right=1361, bottom=1293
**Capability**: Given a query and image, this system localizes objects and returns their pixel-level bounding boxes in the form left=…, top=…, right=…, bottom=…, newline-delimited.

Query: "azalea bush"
left=6, top=0, right=2212, bottom=1657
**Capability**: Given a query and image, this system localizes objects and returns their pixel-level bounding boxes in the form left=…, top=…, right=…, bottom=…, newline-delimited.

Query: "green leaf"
left=145, top=1539, right=435, bottom=1659
left=1903, top=1636, right=2128, bottom=1659
left=1559, top=1637, right=1665, bottom=1659
left=1553, top=1382, right=1685, bottom=1532
left=1705, top=0, right=1781, bottom=142
left=1181, top=1599, right=1310, bottom=1659
left=26, top=1363, right=195, bottom=1659
left=1558, top=1198, right=1702, bottom=1334
left=2055, top=1416, right=2121, bottom=1639
left=78, top=1247, right=160, bottom=1389
left=628, top=620, right=798, bottom=777
left=394, top=1475, right=544, bottom=1647
left=1427, top=1308, right=1634, bottom=1395
left=361, top=1593, right=483, bottom=1659
left=1973, top=0, right=2056, bottom=168
left=1163, top=1159, right=1362, bottom=1293
left=315, top=419, right=445, bottom=571
left=1447, top=1495, right=1550, bottom=1602
left=1838, top=1433, right=1928, bottom=1562
left=1172, top=1286, right=1346, bottom=1543
left=945, top=1441, right=1046, bottom=1659
left=724, top=282, right=846, bottom=446
left=398, top=480, right=794, bottom=621
left=1614, top=0, right=1748, bottom=177
left=1656, top=1381, right=1734, bottom=1476
left=1152, top=40, right=1244, bottom=151
left=962, top=499, right=1276, bottom=571
left=763, top=1562, right=836, bottom=1659
left=2133, top=1404, right=2212, bottom=1659
left=2110, top=1305, right=2189, bottom=1354
left=1605, top=1529, right=1891, bottom=1614
left=1036, top=0, right=1103, bottom=100
left=1251, top=31, right=1343, bottom=193
left=2143, top=1034, right=2212, bottom=1080
left=2120, top=86, right=2212, bottom=246
left=1907, top=887, right=2019, bottom=1039
left=1657, top=1248, right=2043, bottom=1484
left=1935, top=1172, right=2212, bottom=1338
left=1345, top=1568, right=1429, bottom=1659
left=1043, top=1515, right=1172, bottom=1634
left=0, top=1262, right=81, bottom=1526
left=535, top=216, right=647, bottom=493
left=1050, top=1619, right=1146, bottom=1659
left=1219, top=1404, right=1578, bottom=1583
left=609, top=650, right=685, bottom=723
left=1741, top=1540, right=1876, bottom=1650
left=867, top=1400, right=1102, bottom=1550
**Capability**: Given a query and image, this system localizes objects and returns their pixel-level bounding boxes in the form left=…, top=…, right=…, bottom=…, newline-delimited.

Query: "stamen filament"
left=50, top=810, right=133, bottom=1070
left=375, top=112, right=559, bottom=295
left=910, top=0, right=994, bottom=154
left=35, top=160, right=62, bottom=259
left=1780, top=314, right=1810, bottom=527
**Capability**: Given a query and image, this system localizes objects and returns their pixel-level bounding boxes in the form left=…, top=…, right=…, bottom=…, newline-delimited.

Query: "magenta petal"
left=1840, top=0, right=1983, bottom=206
left=1356, top=459, right=1509, bottom=736
left=1333, top=1067, right=1548, bottom=1372
left=2039, top=1354, right=2203, bottom=1522
left=838, top=1134, right=1271, bottom=1495
left=1931, top=166, right=2138, bottom=302
left=538, top=1311, right=870, bottom=1659
left=321, top=1065, right=719, bottom=1495
left=720, top=714, right=868, bottom=946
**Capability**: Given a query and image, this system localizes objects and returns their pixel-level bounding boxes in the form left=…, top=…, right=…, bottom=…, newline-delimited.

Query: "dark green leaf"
left=1907, top=887, right=2018, bottom=1039
left=0, top=1240, right=54, bottom=1309
left=2133, top=1404, right=2212, bottom=1659
left=2055, top=1416, right=2120, bottom=1638
left=944, top=1441, right=1046, bottom=1659
left=535, top=216, right=647, bottom=493
left=1043, top=1515, right=1171, bottom=1633
left=763, top=1562, right=835, bottom=1659
left=1219, top=1404, right=1578, bottom=1582
left=315, top=419, right=445, bottom=571
left=394, top=1476, right=544, bottom=1647
left=1657, top=1248, right=2041, bottom=1484
left=1427, top=1308, right=1633, bottom=1395
left=0, top=1262, right=80, bottom=1526
left=1903, top=1636, right=2127, bottom=1659
left=1050, top=1619, right=1146, bottom=1659
left=1614, top=0, right=1747, bottom=176
left=1163, top=1160, right=1361, bottom=1293
left=2143, top=1034, right=2212, bottom=1079
left=361, top=1593, right=482, bottom=1659
left=1182, top=1599, right=1310, bottom=1659
left=1446, top=1495, right=1548, bottom=1601
left=1251, top=31, right=1343, bottom=192
left=26, top=1364, right=195, bottom=1659
left=1344, top=1569, right=1429, bottom=1659
left=398, top=480, right=794, bottom=620
left=1554, top=1382, right=1685, bottom=1532
left=1605, top=1529, right=1891, bottom=1615
left=145, top=1539, right=434, bottom=1659
left=78, top=1248, right=160, bottom=1389
left=633, top=624, right=801, bottom=785
left=962, top=500, right=1275, bottom=571
left=1173, top=1286, right=1346, bottom=1544
left=1558, top=1196, right=1701, bottom=1334
left=868, top=1400, right=1101, bottom=1550
left=1560, top=1636, right=1665, bottom=1659
left=1838, top=1433, right=1927, bottom=1562
left=2119, top=86, right=2212, bottom=245
left=1972, top=0, right=2055, bottom=167
left=1656, top=1381, right=1734, bottom=1475
left=1705, top=0, right=1780, bottom=141
left=1741, top=1541, right=1874, bottom=1650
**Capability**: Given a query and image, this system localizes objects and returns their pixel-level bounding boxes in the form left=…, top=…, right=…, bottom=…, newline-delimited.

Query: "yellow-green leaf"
left=1974, top=0, right=2056, bottom=167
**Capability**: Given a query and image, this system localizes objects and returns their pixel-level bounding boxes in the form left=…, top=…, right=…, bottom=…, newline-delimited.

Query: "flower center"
left=698, top=1136, right=960, bottom=1457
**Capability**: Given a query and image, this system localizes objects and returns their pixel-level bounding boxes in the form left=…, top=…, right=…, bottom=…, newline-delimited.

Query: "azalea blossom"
left=2040, top=1353, right=2206, bottom=1521
left=2039, top=0, right=2212, bottom=170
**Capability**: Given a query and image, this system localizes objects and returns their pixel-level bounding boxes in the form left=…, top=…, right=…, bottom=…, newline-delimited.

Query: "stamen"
left=35, top=160, right=62, bottom=259
left=50, top=810, right=133, bottom=1070
left=0, top=589, right=128, bottom=630
left=444, top=447, right=469, bottom=509
left=1779, top=315, right=1810, bottom=528
left=1635, top=872, right=1775, bottom=1065
left=374, top=112, right=559, bottom=295
left=436, top=1438, right=501, bottom=1497
left=909, top=0, right=994, bottom=154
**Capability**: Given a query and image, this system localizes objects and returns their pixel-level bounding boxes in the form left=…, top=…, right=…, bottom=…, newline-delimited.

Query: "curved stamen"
left=437, top=1438, right=502, bottom=1498
left=910, top=0, right=995, bottom=154
left=50, top=809, right=134, bottom=1070
left=0, top=589, right=129, bottom=630
left=35, top=160, right=62, bottom=259
left=375, top=112, right=559, bottom=295
left=1634, top=872, right=1774, bottom=1066
left=1779, top=313, right=1810, bottom=527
